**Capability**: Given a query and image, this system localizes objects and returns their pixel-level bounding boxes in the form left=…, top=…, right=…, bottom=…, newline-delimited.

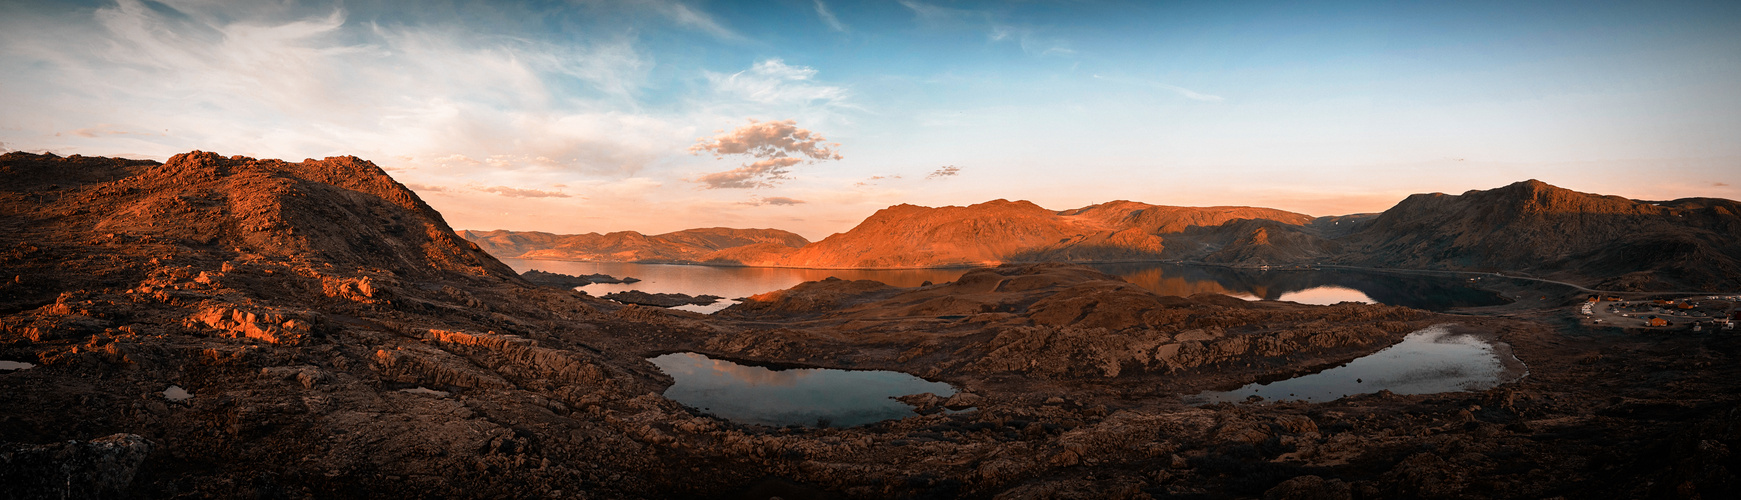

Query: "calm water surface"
left=501, top=259, right=1508, bottom=313
left=649, top=352, right=957, bottom=428
left=1186, top=324, right=1528, bottom=404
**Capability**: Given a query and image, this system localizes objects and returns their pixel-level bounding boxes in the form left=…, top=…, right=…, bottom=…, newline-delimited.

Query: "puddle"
left=0, top=361, right=34, bottom=371
left=163, top=385, right=192, bottom=402
left=671, top=299, right=740, bottom=314
left=1187, top=324, right=1527, bottom=404
left=648, top=352, right=957, bottom=428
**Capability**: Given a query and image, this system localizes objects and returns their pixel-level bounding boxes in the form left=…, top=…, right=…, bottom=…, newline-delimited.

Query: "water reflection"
left=1276, top=286, right=1375, bottom=305
left=1186, top=324, right=1528, bottom=404
left=649, top=352, right=956, bottom=428
left=503, top=259, right=1509, bottom=312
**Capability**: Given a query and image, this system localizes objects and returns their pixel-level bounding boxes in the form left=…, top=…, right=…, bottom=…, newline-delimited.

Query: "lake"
left=500, top=259, right=1510, bottom=313
left=648, top=352, right=957, bottom=428
left=1185, top=324, right=1528, bottom=404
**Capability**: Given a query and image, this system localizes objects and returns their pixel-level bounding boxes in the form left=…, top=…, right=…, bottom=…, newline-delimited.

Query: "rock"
left=0, top=433, right=152, bottom=498
left=943, top=392, right=984, bottom=410
left=260, top=365, right=330, bottom=389
left=896, top=393, right=945, bottom=414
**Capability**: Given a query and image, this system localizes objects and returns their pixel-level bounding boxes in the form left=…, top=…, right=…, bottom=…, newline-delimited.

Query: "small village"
left=1581, top=294, right=1741, bottom=331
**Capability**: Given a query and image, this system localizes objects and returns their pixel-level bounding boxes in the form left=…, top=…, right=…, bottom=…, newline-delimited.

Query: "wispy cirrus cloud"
left=900, top=0, right=1072, bottom=57
left=476, top=185, right=571, bottom=198
left=989, top=25, right=1073, bottom=56
left=705, top=59, right=851, bottom=108
left=739, top=196, right=807, bottom=206
left=631, top=0, right=744, bottom=41
left=813, top=0, right=846, bottom=32
left=1092, top=74, right=1223, bottom=102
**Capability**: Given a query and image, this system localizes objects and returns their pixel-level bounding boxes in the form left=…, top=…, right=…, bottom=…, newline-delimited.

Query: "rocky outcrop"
left=185, top=304, right=312, bottom=345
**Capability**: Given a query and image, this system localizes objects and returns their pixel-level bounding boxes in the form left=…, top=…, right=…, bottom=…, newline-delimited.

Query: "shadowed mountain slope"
left=1335, top=180, right=1741, bottom=290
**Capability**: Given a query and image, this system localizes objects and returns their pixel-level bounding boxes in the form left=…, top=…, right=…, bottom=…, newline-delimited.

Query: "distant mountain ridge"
left=459, top=227, right=809, bottom=264
left=464, top=180, right=1741, bottom=291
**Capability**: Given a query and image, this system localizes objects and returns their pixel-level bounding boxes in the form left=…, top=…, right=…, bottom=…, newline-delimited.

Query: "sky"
left=3, top=0, right=1739, bottom=240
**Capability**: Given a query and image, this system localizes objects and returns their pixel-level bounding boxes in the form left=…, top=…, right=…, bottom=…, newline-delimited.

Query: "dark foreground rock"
left=0, top=433, right=152, bottom=499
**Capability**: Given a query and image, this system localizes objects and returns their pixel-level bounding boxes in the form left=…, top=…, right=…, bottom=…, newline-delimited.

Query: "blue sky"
left=3, top=0, right=1738, bottom=238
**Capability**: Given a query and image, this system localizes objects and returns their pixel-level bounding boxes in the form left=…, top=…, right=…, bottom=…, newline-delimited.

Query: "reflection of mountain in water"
left=1087, top=263, right=1509, bottom=311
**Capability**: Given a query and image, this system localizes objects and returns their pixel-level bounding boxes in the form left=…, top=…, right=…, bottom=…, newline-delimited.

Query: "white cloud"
left=689, top=119, right=843, bottom=189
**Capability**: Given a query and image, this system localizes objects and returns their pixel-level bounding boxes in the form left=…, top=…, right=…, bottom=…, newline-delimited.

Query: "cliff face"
left=1337, top=180, right=1741, bottom=290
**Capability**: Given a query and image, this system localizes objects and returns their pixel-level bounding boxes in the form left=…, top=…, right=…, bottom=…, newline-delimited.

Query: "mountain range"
left=464, top=180, right=1741, bottom=291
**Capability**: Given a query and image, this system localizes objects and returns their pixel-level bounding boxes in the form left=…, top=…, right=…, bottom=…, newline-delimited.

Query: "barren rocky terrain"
left=2, top=151, right=1738, bottom=499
